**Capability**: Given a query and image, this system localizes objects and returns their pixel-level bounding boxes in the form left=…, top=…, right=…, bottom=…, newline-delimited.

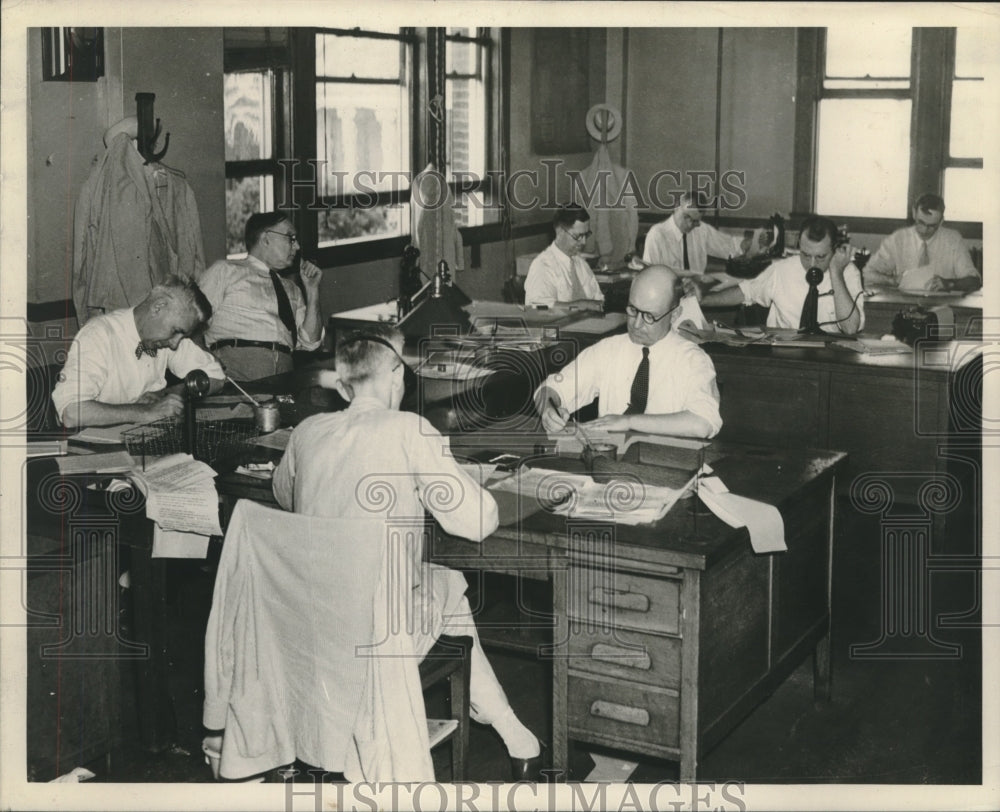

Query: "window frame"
left=794, top=27, right=982, bottom=238
left=223, top=41, right=294, bottom=257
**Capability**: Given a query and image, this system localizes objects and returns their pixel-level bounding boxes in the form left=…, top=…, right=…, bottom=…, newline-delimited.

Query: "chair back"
left=205, top=499, right=433, bottom=781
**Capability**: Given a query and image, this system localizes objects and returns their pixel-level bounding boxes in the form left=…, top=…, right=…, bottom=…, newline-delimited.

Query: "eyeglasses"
left=626, top=301, right=680, bottom=325
left=265, top=230, right=299, bottom=244
left=561, top=228, right=592, bottom=242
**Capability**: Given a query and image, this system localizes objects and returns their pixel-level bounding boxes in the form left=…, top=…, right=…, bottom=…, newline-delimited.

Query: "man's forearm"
left=948, top=275, right=981, bottom=293
left=829, top=272, right=861, bottom=334
left=625, top=411, right=714, bottom=439
left=300, top=296, right=322, bottom=344
left=62, top=400, right=157, bottom=429
left=700, top=286, right=745, bottom=309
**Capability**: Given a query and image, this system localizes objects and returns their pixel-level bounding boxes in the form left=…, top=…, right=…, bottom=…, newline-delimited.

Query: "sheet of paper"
left=139, top=453, right=218, bottom=490
left=70, top=423, right=140, bottom=444
left=151, top=525, right=211, bottom=559
left=562, top=313, right=628, bottom=334
left=196, top=402, right=255, bottom=421
left=252, top=427, right=293, bottom=451
left=57, top=450, right=134, bottom=475
left=145, top=489, right=222, bottom=537
left=698, top=485, right=786, bottom=553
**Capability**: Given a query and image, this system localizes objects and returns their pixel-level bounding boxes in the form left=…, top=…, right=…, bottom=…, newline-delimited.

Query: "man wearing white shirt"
left=52, top=277, right=225, bottom=428
left=200, top=212, right=324, bottom=381
left=535, top=266, right=722, bottom=439
left=698, top=215, right=864, bottom=335
left=524, top=206, right=604, bottom=311
left=863, top=193, right=981, bottom=293
left=643, top=192, right=762, bottom=276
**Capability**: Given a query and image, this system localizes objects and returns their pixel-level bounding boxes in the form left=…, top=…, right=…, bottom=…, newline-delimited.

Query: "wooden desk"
left=703, top=340, right=976, bottom=507
left=426, top=441, right=846, bottom=780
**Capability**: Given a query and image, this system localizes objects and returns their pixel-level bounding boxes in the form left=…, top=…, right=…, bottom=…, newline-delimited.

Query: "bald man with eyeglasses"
left=523, top=205, right=605, bottom=311
left=534, top=265, right=722, bottom=439
left=199, top=211, right=324, bottom=381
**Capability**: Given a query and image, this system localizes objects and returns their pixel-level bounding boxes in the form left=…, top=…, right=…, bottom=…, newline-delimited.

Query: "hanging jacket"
left=580, top=144, right=639, bottom=267
left=410, top=163, right=465, bottom=274
left=72, top=133, right=205, bottom=326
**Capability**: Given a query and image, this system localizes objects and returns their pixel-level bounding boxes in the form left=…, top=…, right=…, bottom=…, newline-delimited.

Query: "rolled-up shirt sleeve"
left=680, top=350, right=723, bottom=437
left=51, top=331, right=104, bottom=423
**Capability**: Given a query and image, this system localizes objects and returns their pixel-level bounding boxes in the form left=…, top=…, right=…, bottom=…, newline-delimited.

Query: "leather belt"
left=209, top=339, right=292, bottom=354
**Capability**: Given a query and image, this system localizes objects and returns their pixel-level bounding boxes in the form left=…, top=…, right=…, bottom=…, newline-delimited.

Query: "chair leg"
left=449, top=637, right=471, bottom=781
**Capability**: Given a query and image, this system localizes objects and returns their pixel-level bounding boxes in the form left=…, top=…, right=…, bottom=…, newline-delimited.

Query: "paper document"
left=252, top=427, right=293, bottom=451
left=491, top=466, right=692, bottom=525
left=130, top=453, right=222, bottom=538
left=562, top=313, right=628, bottom=334
left=70, top=423, right=140, bottom=444
left=57, top=450, right=134, bottom=475
left=151, top=526, right=211, bottom=559
left=696, top=467, right=786, bottom=553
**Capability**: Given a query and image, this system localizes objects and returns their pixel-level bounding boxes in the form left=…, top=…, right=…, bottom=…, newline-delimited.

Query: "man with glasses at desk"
left=535, top=265, right=722, bottom=438
left=524, top=205, right=605, bottom=311
left=199, top=211, right=324, bottom=381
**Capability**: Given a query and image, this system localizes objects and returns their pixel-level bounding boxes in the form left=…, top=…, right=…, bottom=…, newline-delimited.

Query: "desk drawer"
left=567, top=623, right=681, bottom=689
left=567, top=565, right=681, bottom=635
left=568, top=675, right=679, bottom=749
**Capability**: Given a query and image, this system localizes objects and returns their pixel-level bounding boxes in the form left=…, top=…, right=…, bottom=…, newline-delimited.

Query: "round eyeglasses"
left=625, top=302, right=680, bottom=325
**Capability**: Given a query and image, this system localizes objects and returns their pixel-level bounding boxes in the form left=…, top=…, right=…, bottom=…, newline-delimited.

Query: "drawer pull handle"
left=589, top=587, right=650, bottom=613
left=591, top=643, right=651, bottom=670
left=590, top=700, right=650, bottom=727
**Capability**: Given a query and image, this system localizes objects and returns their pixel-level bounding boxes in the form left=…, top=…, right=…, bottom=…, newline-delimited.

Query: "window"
left=445, top=28, right=492, bottom=227
left=814, top=27, right=913, bottom=220
left=223, top=29, right=291, bottom=256
left=797, top=27, right=985, bottom=230
left=224, top=28, right=502, bottom=262
left=942, top=27, right=987, bottom=223
left=313, top=28, right=413, bottom=248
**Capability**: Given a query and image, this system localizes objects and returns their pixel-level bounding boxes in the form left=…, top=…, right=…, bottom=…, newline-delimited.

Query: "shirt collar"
left=125, top=307, right=142, bottom=346
left=245, top=254, right=273, bottom=274
left=347, top=395, right=391, bottom=413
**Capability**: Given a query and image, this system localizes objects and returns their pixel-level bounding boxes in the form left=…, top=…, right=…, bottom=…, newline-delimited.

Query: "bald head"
left=626, top=266, right=684, bottom=345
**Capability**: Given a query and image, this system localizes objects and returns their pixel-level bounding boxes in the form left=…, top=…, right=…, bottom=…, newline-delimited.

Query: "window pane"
left=446, top=76, right=485, bottom=179
left=825, top=27, right=911, bottom=80
left=316, top=32, right=400, bottom=79
left=815, top=98, right=911, bottom=219
left=943, top=168, right=983, bottom=223
left=225, top=71, right=273, bottom=161
left=955, top=27, right=988, bottom=78
left=447, top=40, right=476, bottom=75
left=226, top=175, right=274, bottom=256
left=949, top=80, right=984, bottom=159
left=316, top=82, right=410, bottom=197
left=317, top=204, right=408, bottom=246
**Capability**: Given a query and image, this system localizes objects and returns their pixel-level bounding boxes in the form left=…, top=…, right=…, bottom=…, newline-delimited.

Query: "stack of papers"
left=57, top=450, right=133, bottom=475
left=490, top=466, right=693, bottom=526
left=834, top=337, right=912, bottom=355
left=70, top=423, right=140, bottom=444
left=129, top=453, right=222, bottom=558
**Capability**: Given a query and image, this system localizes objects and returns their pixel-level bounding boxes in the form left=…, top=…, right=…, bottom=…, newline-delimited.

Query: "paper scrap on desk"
left=70, top=423, right=140, bottom=444
left=57, top=450, right=134, bottom=475
left=252, top=427, right=293, bottom=451
left=834, top=337, right=912, bottom=355
left=697, top=470, right=786, bottom=553
left=197, top=402, right=255, bottom=421
left=151, top=525, right=210, bottom=559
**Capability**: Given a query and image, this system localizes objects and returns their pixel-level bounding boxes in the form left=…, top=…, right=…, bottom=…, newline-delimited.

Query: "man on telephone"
left=696, top=215, right=864, bottom=335
left=199, top=212, right=324, bottom=381
left=862, top=193, right=981, bottom=293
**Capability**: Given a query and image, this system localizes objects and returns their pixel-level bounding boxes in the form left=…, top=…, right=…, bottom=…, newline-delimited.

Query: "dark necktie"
left=625, top=346, right=650, bottom=415
left=682, top=231, right=690, bottom=271
left=799, top=267, right=823, bottom=333
left=135, top=342, right=157, bottom=359
left=918, top=241, right=930, bottom=267
left=269, top=270, right=298, bottom=348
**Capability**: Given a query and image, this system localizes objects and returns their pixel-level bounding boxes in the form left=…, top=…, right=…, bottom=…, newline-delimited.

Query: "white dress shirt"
left=524, top=242, right=604, bottom=307
left=51, top=307, right=224, bottom=422
left=738, top=254, right=866, bottom=333
left=199, top=254, right=322, bottom=351
left=643, top=216, right=743, bottom=274
left=538, top=331, right=723, bottom=437
left=864, top=225, right=980, bottom=288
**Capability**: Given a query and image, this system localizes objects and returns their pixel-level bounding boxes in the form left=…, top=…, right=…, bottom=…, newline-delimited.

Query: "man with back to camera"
left=524, top=205, right=605, bottom=311
left=696, top=214, right=865, bottom=335
left=863, top=193, right=981, bottom=293
left=272, top=324, right=545, bottom=781
left=534, top=265, right=722, bottom=438
left=52, top=276, right=225, bottom=428
left=199, top=211, right=324, bottom=381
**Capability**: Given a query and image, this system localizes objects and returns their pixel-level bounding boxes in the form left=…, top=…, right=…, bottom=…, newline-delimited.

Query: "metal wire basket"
left=122, top=418, right=259, bottom=465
